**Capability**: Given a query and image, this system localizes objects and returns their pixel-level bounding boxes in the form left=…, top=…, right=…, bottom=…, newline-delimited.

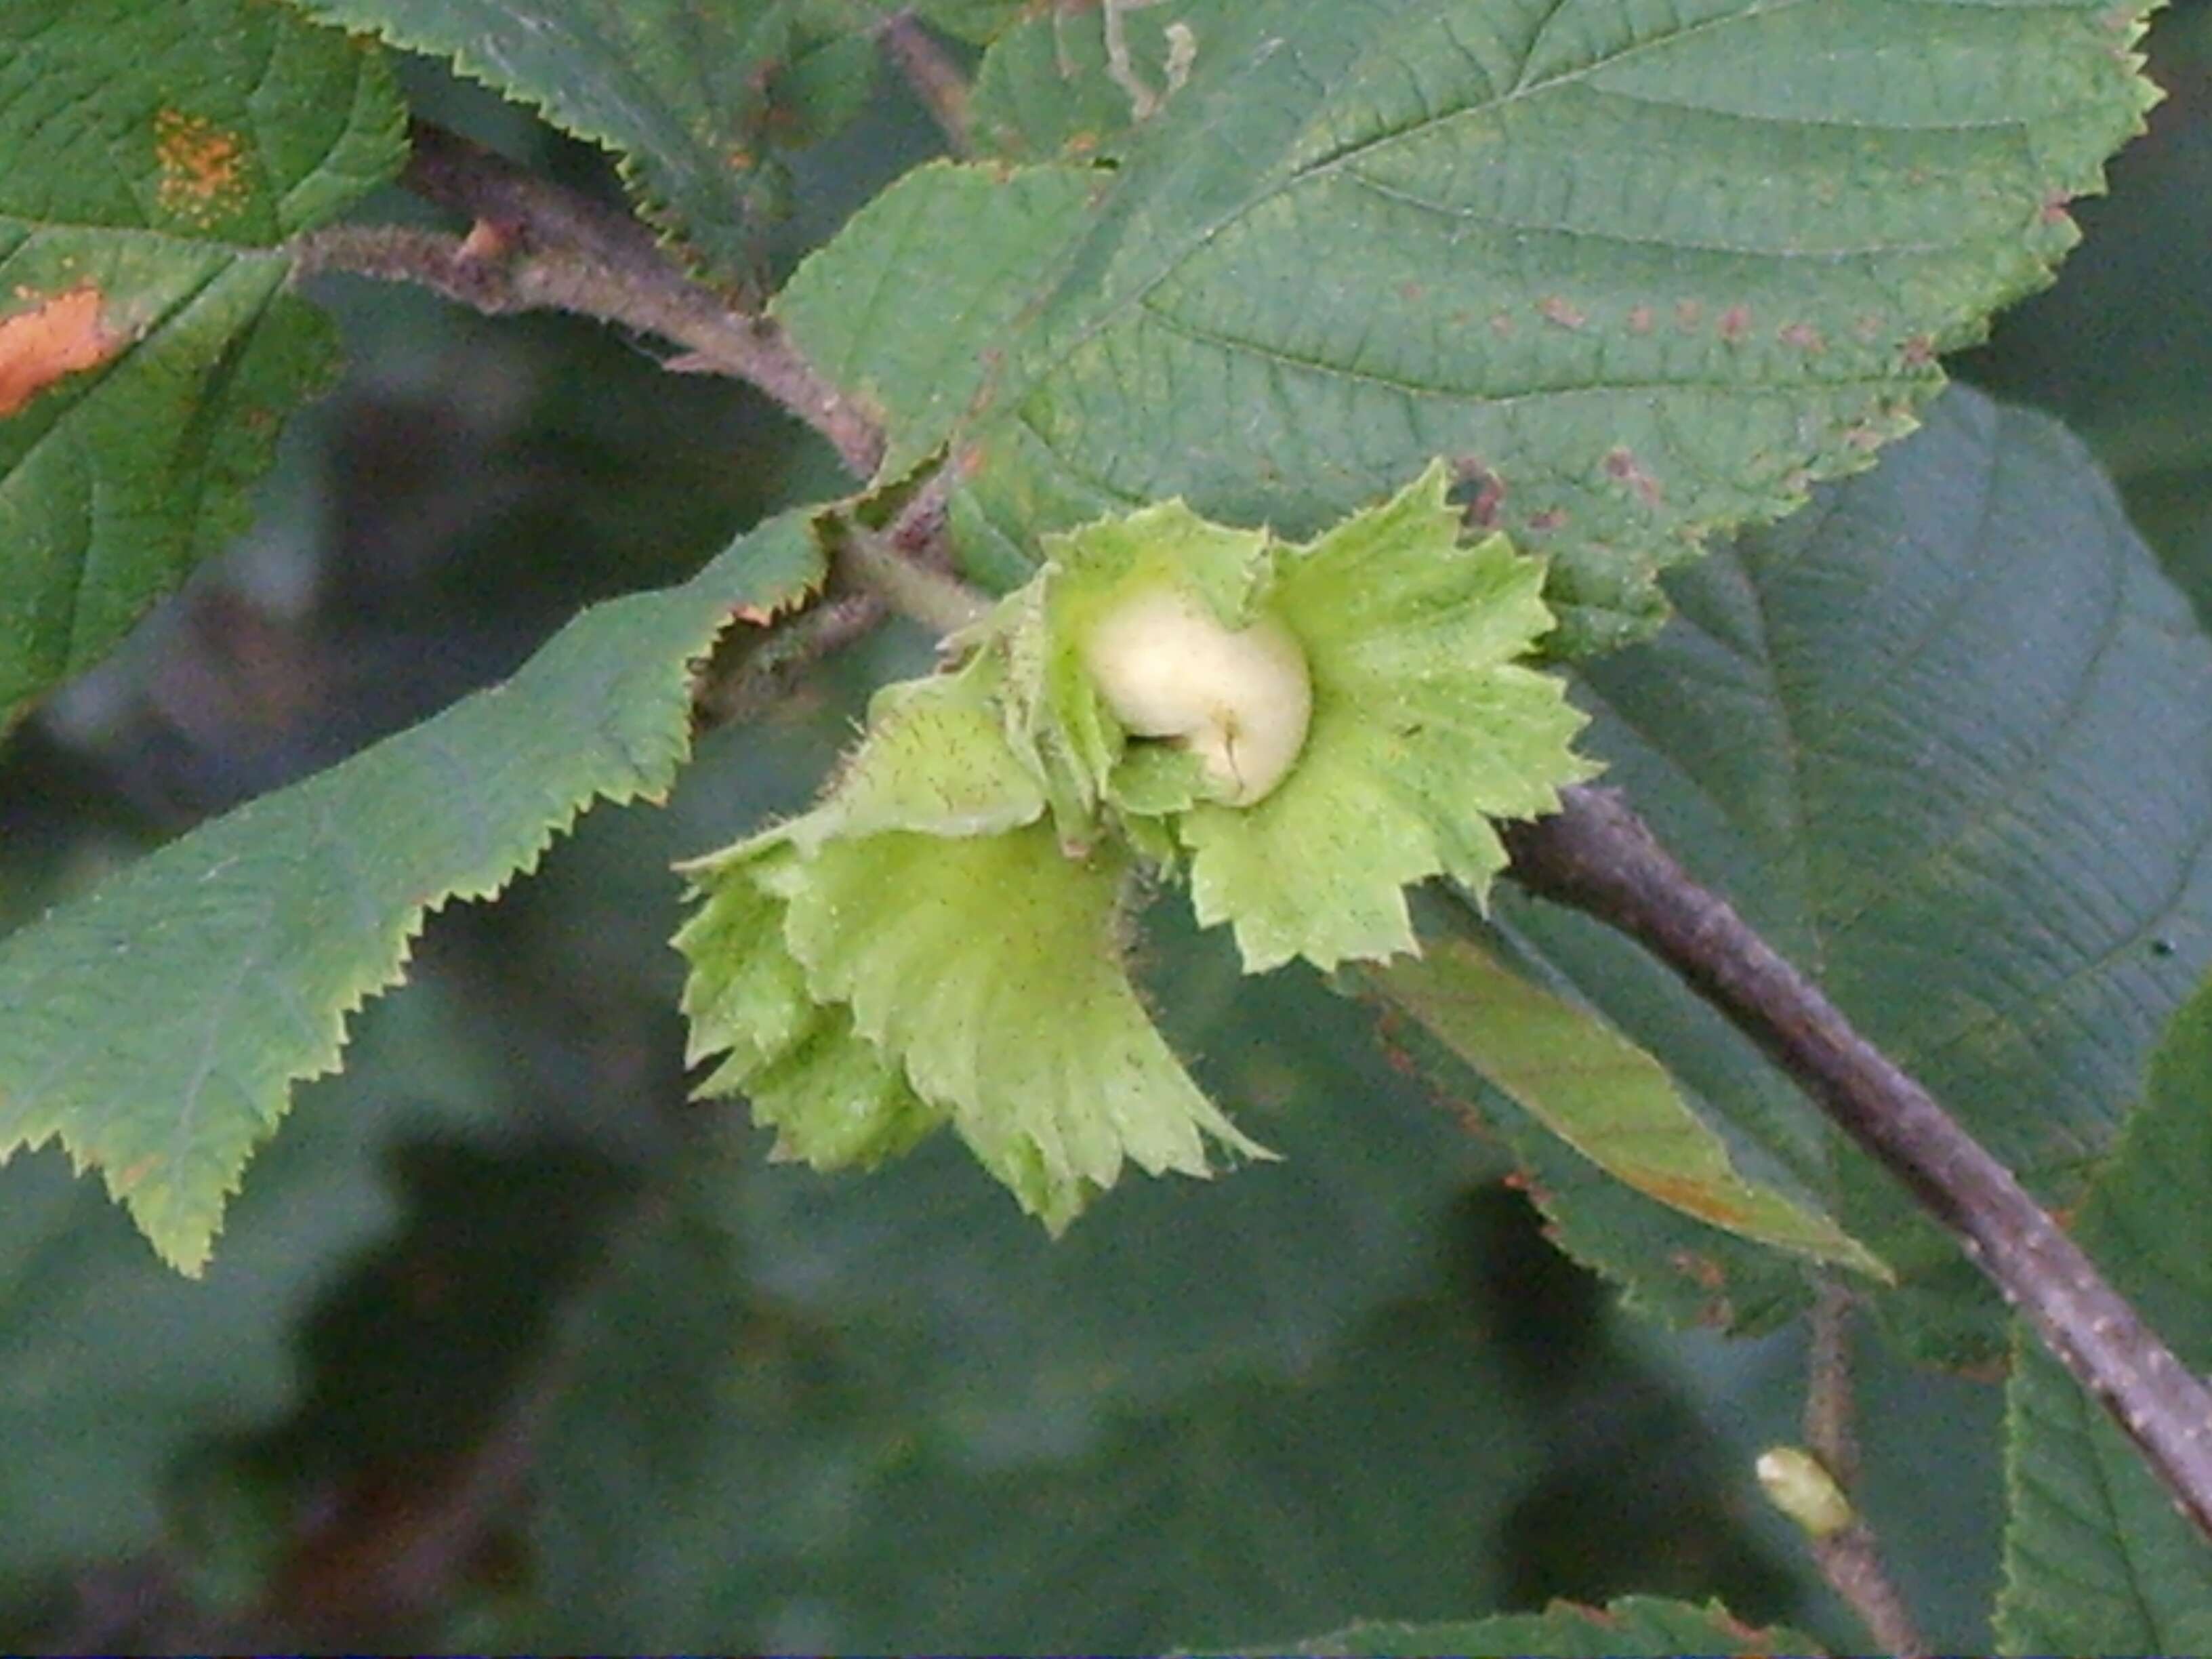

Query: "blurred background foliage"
left=4, top=6, right=2209, bottom=1650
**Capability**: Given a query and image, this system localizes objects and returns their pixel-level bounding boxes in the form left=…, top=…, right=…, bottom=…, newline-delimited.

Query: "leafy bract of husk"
left=678, top=663, right=1269, bottom=1231
left=678, top=469, right=1593, bottom=1227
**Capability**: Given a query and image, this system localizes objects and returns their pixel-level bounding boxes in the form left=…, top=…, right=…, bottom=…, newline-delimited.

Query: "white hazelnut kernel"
left=1081, top=583, right=1312, bottom=806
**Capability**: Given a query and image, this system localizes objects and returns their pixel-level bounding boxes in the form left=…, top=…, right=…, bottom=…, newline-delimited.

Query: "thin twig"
left=1500, top=784, right=2212, bottom=1545
left=1804, top=1280, right=1860, bottom=1487
left=880, top=13, right=973, bottom=154
left=1800, top=1284, right=1930, bottom=1657
left=291, top=121, right=884, bottom=477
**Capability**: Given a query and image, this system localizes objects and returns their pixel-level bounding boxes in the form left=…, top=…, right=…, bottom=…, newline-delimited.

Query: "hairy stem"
left=291, top=121, right=884, bottom=477
left=838, top=523, right=991, bottom=638
left=1502, top=784, right=2212, bottom=1545
left=1801, top=1284, right=1929, bottom=1657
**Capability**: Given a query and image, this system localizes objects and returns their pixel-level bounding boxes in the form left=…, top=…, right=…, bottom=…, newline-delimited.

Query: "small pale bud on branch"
left=1756, top=1446, right=1856, bottom=1537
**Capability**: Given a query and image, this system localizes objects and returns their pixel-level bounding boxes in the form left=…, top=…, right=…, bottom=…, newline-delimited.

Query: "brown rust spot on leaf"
left=1603, top=447, right=1664, bottom=510
left=1537, top=295, right=1586, bottom=329
left=0, top=286, right=125, bottom=417
left=1717, top=304, right=1752, bottom=344
left=155, top=108, right=250, bottom=226
left=1626, top=304, right=1655, bottom=334
left=1778, top=321, right=1824, bottom=353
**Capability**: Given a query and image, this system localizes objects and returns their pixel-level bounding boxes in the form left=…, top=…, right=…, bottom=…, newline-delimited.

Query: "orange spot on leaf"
left=1718, top=304, right=1752, bottom=343
left=0, top=287, right=125, bottom=417
left=155, top=108, right=249, bottom=226
left=1626, top=304, right=1655, bottom=333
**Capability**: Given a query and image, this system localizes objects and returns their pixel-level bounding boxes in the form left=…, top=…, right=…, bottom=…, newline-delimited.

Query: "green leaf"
left=0, top=510, right=825, bottom=1273
left=285, top=0, right=902, bottom=272
left=1168, top=466, right=1595, bottom=968
left=1267, top=1597, right=1816, bottom=1658
left=684, top=818, right=1270, bottom=1231
left=1461, top=388, right=2212, bottom=1355
left=0, top=967, right=495, bottom=1588
left=0, top=0, right=406, bottom=726
left=1995, top=975, right=2212, bottom=1655
left=1364, top=933, right=1884, bottom=1278
left=909, top=0, right=1029, bottom=47
left=771, top=157, right=1102, bottom=491
left=966, top=3, right=1193, bottom=160
left=776, top=0, right=2158, bottom=651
